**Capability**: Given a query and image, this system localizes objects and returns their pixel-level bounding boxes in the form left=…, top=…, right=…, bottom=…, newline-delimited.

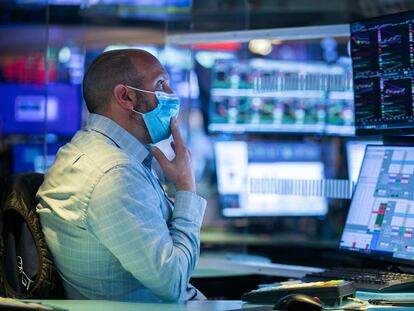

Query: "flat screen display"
left=208, top=59, right=354, bottom=135
left=350, top=10, right=414, bottom=135
left=340, top=145, right=414, bottom=265
left=0, top=83, right=82, bottom=136
left=214, top=141, right=327, bottom=217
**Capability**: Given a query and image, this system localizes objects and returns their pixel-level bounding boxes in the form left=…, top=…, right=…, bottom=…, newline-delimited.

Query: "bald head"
left=82, top=49, right=160, bottom=113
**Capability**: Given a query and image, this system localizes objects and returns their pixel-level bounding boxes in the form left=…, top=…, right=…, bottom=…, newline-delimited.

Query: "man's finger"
left=170, top=141, right=176, bottom=152
left=170, top=118, right=184, bottom=147
left=151, top=146, right=170, bottom=169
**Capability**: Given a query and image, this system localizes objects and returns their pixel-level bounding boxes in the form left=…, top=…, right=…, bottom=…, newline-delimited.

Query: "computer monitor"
left=340, top=145, right=414, bottom=265
left=214, top=141, right=327, bottom=217
left=0, top=83, right=82, bottom=136
left=346, top=140, right=382, bottom=187
left=350, top=10, right=414, bottom=135
left=208, top=58, right=353, bottom=135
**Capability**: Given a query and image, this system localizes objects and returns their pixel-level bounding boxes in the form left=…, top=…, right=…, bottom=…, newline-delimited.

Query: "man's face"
left=133, top=55, right=172, bottom=112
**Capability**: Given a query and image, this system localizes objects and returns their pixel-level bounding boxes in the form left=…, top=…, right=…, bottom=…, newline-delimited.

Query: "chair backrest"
left=0, top=172, right=64, bottom=299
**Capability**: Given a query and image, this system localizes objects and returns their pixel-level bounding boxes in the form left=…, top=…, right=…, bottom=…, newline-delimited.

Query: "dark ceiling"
left=1, top=0, right=414, bottom=31
left=0, top=0, right=414, bottom=53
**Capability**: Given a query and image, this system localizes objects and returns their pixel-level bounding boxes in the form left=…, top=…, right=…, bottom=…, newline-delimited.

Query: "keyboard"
left=304, top=268, right=414, bottom=292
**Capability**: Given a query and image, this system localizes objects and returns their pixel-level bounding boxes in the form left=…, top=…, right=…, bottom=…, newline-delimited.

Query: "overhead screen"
left=351, top=10, right=414, bottom=135
left=208, top=58, right=354, bottom=136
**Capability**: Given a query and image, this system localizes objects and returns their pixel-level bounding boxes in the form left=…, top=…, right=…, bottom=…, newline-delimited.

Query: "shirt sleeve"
left=86, top=164, right=206, bottom=301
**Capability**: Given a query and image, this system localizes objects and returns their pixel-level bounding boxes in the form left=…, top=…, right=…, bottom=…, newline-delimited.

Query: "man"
left=36, top=49, right=206, bottom=302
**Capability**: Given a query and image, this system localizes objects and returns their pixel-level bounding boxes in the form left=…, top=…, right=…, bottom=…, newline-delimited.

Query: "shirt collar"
left=85, top=113, right=151, bottom=164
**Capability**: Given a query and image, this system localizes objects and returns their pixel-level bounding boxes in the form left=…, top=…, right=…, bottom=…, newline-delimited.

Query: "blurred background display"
left=209, top=58, right=353, bottom=135
left=215, top=140, right=327, bottom=217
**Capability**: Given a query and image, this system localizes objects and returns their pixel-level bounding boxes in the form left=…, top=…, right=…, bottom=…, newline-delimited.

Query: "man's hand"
left=151, top=118, right=196, bottom=193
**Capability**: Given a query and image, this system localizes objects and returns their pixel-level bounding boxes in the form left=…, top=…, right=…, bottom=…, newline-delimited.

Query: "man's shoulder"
left=67, top=129, right=134, bottom=172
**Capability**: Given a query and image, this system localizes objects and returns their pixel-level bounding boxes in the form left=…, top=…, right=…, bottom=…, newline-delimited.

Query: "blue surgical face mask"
left=126, top=85, right=180, bottom=143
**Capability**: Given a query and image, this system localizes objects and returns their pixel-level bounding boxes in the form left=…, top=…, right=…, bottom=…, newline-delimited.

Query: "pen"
left=368, top=299, right=414, bottom=306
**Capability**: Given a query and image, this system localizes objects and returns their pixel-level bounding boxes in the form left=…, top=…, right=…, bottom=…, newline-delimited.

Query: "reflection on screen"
left=214, top=141, right=327, bottom=217
left=346, top=140, right=383, bottom=187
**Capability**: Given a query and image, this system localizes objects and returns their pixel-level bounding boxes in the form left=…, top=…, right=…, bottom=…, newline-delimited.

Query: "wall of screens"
left=209, top=58, right=353, bottom=135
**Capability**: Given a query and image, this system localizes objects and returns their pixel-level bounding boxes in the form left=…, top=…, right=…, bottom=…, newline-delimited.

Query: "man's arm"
left=86, top=164, right=206, bottom=301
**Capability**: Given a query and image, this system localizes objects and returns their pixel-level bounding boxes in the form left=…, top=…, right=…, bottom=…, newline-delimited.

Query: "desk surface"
left=193, top=252, right=323, bottom=278
left=32, top=300, right=249, bottom=311
left=28, top=292, right=414, bottom=311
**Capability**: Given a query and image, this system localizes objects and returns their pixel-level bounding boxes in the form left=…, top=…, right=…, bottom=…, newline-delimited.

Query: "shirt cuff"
left=173, top=191, right=206, bottom=226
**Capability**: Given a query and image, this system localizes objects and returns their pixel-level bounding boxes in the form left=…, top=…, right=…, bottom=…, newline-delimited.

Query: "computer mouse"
left=273, top=293, right=323, bottom=311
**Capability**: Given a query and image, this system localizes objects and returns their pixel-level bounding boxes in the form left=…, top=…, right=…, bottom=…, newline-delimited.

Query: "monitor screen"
left=350, top=10, right=414, bottom=135
left=0, top=83, right=82, bottom=136
left=214, top=141, right=327, bottom=217
left=208, top=58, right=353, bottom=135
left=340, top=145, right=414, bottom=265
left=12, top=143, right=65, bottom=173
left=74, top=0, right=191, bottom=21
left=116, top=0, right=191, bottom=21
left=346, top=140, right=383, bottom=187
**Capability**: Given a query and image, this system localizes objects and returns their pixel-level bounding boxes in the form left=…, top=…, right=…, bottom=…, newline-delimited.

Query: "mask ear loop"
left=131, top=108, right=144, bottom=116
left=125, top=85, right=160, bottom=114
left=125, top=85, right=149, bottom=115
left=125, top=85, right=155, bottom=94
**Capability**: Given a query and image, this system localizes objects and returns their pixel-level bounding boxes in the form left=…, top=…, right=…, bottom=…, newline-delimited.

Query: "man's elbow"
left=149, top=251, right=196, bottom=301
left=160, top=291, right=181, bottom=302
left=155, top=274, right=187, bottom=302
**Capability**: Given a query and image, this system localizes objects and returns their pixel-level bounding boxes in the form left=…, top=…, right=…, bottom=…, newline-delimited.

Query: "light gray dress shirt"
left=36, top=113, right=206, bottom=302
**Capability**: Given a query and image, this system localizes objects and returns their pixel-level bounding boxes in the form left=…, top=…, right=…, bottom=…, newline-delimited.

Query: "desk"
left=193, top=252, right=324, bottom=278
left=30, top=300, right=249, bottom=311
left=200, top=231, right=348, bottom=269
left=28, top=294, right=414, bottom=311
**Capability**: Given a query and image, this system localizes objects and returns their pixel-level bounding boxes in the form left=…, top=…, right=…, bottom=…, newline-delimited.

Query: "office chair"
left=0, top=172, right=64, bottom=299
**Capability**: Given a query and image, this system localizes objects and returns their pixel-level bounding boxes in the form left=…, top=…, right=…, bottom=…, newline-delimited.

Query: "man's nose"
left=164, top=84, right=173, bottom=94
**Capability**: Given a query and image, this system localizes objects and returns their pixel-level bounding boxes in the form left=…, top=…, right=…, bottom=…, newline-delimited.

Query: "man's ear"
left=113, top=84, right=135, bottom=110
